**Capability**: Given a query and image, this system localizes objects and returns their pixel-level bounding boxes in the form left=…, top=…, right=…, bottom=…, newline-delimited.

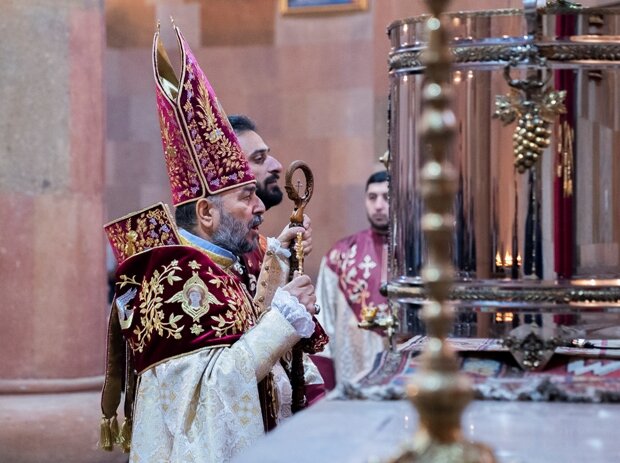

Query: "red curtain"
left=553, top=13, right=576, bottom=280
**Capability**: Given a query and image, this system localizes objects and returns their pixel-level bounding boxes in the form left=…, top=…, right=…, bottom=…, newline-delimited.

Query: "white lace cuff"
left=271, top=287, right=315, bottom=338
left=267, top=236, right=291, bottom=259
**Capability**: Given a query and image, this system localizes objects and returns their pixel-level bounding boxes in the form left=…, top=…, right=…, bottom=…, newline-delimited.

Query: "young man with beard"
left=315, top=171, right=390, bottom=385
left=228, top=115, right=284, bottom=211
left=101, top=25, right=318, bottom=462
left=227, top=115, right=286, bottom=293
left=227, top=115, right=326, bottom=404
left=227, top=115, right=313, bottom=291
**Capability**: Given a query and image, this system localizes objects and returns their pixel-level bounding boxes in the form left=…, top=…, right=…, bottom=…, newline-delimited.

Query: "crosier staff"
left=284, top=160, right=314, bottom=413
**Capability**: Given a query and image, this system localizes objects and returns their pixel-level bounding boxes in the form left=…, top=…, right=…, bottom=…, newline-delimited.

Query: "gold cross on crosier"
left=285, top=161, right=314, bottom=276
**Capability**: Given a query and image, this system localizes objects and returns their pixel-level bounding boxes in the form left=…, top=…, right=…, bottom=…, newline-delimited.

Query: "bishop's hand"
left=282, top=271, right=317, bottom=315
left=277, top=214, right=313, bottom=257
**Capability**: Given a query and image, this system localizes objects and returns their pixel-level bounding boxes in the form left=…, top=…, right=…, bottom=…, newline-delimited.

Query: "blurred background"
left=0, top=1, right=573, bottom=462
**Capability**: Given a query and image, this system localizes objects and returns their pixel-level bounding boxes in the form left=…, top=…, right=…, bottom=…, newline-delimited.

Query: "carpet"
left=333, top=336, right=620, bottom=402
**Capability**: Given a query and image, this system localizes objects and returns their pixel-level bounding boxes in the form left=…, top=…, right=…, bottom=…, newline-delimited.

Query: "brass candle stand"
left=388, top=1, right=496, bottom=461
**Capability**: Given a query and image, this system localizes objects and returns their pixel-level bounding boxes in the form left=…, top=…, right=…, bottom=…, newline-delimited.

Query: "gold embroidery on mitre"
left=159, top=112, right=178, bottom=160
left=165, top=271, right=223, bottom=322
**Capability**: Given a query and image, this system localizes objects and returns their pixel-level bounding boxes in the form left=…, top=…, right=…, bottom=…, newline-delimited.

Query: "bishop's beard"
left=211, top=212, right=263, bottom=255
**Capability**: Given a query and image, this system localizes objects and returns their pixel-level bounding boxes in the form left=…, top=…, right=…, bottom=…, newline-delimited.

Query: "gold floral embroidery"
left=105, top=203, right=181, bottom=263
left=160, top=112, right=178, bottom=160
left=182, top=68, right=248, bottom=191
left=210, top=275, right=255, bottom=338
left=118, top=253, right=259, bottom=345
left=132, top=260, right=185, bottom=353
left=190, top=324, right=204, bottom=335
left=157, top=93, right=203, bottom=202
left=118, top=274, right=140, bottom=288
left=231, top=392, right=260, bottom=427
left=195, top=84, right=223, bottom=144
left=189, top=260, right=201, bottom=270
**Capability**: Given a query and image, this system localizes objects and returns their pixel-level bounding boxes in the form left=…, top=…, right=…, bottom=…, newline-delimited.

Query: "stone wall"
left=104, top=0, right=521, bottom=279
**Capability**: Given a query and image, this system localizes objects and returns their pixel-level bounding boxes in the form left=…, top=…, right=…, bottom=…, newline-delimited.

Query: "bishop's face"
left=365, top=181, right=389, bottom=233
left=236, top=129, right=284, bottom=210
left=210, top=184, right=266, bottom=255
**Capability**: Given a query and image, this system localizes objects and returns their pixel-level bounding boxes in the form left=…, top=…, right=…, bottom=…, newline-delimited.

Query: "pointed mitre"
left=152, top=24, right=255, bottom=205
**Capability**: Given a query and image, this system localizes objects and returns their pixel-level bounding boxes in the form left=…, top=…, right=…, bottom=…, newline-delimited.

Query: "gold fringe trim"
left=110, top=415, right=120, bottom=443
left=99, top=415, right=121, bottom=451
left=119, top=417, right=133, bottom=453
left=99, top=416, right=114, bottom=451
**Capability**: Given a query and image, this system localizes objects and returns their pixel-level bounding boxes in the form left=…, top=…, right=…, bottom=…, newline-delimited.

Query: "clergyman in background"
left=315, top=170, right=390, bottom=385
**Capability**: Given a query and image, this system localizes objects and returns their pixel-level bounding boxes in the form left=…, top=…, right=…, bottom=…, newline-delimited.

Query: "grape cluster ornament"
left=493, top=68, right=566, bottom=174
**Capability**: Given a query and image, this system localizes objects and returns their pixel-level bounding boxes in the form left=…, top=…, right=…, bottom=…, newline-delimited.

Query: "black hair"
left=366, top=171, right=388, bottom=190
left=175, top=201, right=198, bottom=231
left=228, top=114, right=256, bottom=134
left=174, top=197, right=223, bottom=232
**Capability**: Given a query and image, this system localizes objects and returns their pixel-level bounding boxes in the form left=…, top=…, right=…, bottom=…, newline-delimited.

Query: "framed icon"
left=280, top=0, right=368, bottom=15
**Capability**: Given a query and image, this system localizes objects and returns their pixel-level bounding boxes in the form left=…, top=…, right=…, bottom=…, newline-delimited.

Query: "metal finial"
left=379, top=150, right=390, bottom=170
left=386, top=1, right=497, bottom=461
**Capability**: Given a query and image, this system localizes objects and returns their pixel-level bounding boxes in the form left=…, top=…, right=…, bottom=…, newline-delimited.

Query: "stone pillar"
left=0, top=1, right=124, bottom=461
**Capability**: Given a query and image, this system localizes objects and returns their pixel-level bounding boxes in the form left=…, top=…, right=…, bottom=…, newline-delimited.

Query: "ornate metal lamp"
left=388, top=1, right=496, bottom=461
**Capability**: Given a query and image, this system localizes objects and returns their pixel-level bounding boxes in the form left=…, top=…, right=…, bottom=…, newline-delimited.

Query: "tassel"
left=110, top=415, right=120, bottom=445
left=119, top=417, right=133, bottom=453
left=99, top=416, right=114, bottom=451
